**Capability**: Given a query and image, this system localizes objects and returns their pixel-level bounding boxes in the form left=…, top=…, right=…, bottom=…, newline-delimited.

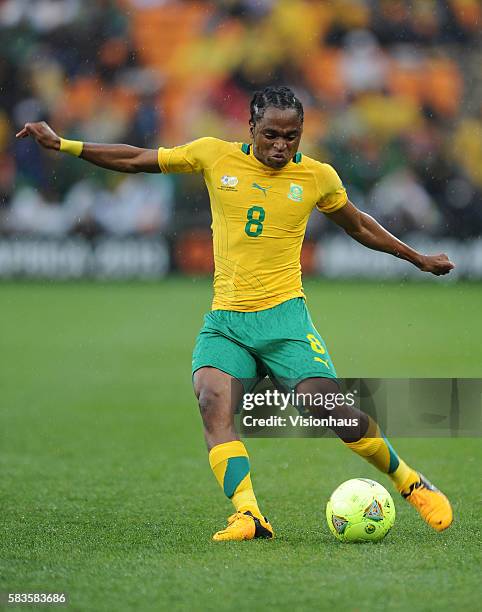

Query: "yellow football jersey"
left=158, top=137, right=347, bottom=311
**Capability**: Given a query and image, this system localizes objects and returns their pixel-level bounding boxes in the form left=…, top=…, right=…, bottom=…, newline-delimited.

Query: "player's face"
left=251, top=107, right=303, bottom=169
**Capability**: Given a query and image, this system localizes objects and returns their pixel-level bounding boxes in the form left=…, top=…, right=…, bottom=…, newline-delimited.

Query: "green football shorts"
left=192, top=297, right=337, bottom=390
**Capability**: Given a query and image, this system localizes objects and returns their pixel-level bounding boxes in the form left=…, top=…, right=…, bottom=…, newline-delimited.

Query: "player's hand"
left=418, top=253, right=455, bottom=276
left=15, top=121, right=61, bottom=151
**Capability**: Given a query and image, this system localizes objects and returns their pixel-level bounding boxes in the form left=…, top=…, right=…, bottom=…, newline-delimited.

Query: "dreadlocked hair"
left=249, top=86, right=304, bottom=126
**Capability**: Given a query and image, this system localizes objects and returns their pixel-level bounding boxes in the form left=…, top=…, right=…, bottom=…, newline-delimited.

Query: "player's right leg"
left=193, top=367, right=273, bottom=541
left=192, top=313, right=273, bottom=541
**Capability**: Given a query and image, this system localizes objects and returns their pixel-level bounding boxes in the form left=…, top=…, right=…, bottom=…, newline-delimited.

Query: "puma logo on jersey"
left=252, top=182, right=271, bottom=197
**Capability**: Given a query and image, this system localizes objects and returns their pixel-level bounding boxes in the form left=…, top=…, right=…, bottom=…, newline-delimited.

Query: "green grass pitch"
left=1, top=279, right=481, bottom=611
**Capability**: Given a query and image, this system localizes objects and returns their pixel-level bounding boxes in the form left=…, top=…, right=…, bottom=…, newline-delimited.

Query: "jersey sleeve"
left=315, top=163, right=348, bottom=213
left=157, top=137, right=224, bottom=174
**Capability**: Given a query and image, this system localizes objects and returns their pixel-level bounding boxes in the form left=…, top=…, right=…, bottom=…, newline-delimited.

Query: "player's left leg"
left=256, top=298, right=452, bottom=532
left=296, top=376, right=453, bottom=532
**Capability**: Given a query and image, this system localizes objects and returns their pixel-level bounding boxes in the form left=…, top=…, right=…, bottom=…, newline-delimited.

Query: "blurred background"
left=0, top=0, right=481, bottom=279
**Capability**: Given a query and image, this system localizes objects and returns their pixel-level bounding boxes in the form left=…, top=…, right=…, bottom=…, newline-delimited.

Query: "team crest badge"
left=288, top=183, right=303, bottom=202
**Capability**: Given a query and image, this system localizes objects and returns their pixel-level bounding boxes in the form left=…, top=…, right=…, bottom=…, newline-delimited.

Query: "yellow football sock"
left=344, top=416, right=419, bottom=493
left=209, top=440, right=263, bottom=519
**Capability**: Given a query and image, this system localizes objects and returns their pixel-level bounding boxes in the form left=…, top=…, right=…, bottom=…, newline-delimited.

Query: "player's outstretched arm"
left=327, top=200, right=455, bottom=276
left=15, top=121, right=160, bottom=173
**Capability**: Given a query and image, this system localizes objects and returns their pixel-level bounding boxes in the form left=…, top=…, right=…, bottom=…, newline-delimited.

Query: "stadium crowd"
left=0, top=0, right=481, bottom=244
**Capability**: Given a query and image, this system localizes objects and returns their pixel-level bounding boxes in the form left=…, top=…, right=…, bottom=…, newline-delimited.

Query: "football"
left=326, top=478, right=396, bottom=543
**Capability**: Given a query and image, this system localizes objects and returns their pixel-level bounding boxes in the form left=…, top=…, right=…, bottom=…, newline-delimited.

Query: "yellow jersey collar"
left=241, top=143, right=302, bottom=167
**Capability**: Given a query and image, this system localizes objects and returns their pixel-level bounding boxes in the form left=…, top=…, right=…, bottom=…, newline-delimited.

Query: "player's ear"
left=249, top=121, right=254, bottom=140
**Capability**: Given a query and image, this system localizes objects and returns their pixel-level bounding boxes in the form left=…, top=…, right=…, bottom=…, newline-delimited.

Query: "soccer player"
left=17, top=86, right=454, bottom=541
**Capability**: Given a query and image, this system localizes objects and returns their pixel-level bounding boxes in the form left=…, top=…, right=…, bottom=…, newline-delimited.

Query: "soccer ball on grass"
left=326, top=478, right=396, bottom=542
